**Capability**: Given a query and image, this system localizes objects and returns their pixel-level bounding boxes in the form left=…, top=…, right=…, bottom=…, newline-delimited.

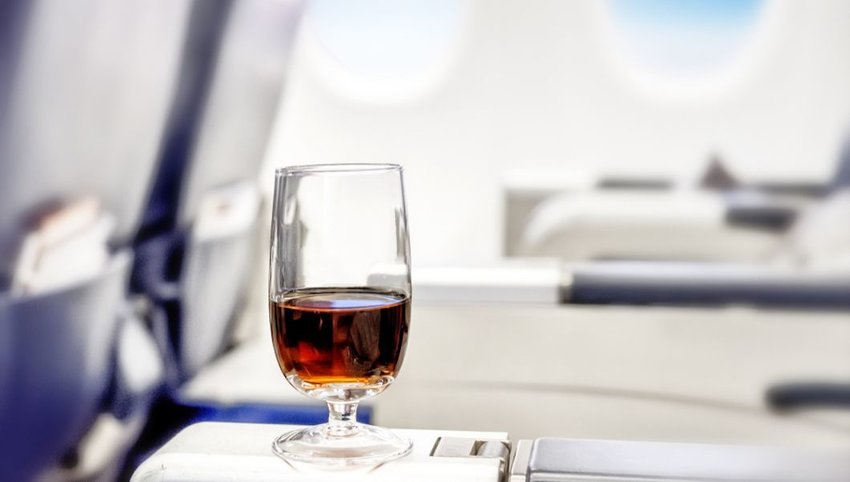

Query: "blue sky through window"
left=607, top=0, right=764, bottom=77
left=309, top=0, right=464, bottom=77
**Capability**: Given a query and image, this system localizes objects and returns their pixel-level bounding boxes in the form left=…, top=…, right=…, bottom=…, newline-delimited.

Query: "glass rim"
left=276, top=163, right=402, bottom=176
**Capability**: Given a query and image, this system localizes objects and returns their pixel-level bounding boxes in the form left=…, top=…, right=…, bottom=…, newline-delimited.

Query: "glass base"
left=272, top=423, right=413, bottom=467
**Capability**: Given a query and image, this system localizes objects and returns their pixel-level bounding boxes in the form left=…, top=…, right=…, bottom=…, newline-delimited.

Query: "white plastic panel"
left=132, top=422, right=506, bottom=482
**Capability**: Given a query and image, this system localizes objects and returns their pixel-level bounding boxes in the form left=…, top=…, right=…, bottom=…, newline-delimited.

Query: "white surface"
left=131, top=422, right=506, bottom=482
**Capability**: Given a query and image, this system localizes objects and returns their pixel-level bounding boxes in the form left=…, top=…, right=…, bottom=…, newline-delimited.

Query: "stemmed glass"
left=269, top=164, right=412, bottom=465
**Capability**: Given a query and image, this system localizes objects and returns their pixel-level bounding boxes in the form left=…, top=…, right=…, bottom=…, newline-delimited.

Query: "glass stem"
left=327, top=401, right=359, bottom=437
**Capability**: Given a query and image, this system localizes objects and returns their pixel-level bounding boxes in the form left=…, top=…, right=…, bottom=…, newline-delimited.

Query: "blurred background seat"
left=508, top=138, right=850, bottom=267
left=126, top=0, right=307, bottom=472
left=0, top=0, right=304, bottom=479
left=0, top=0, right=192, bottom=479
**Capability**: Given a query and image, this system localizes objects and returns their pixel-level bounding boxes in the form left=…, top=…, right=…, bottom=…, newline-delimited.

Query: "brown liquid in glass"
left=270, top=287, right=410, bottom=385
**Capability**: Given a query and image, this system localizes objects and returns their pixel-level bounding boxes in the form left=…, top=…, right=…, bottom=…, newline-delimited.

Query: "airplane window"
left=309, top=0, right=465, bottom=77
left=602, top=0, right=772, bottom=96
left=305, top=0, right=468, bottom=99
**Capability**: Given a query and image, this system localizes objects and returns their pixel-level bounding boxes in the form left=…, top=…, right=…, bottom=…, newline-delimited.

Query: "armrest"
left=724, top=192, right=801, bottom=231
left=564, top=261, right=850, bottom=308
left=767, top=382, right=850, bottom=411
left=524, top=438, right=850, bottom=482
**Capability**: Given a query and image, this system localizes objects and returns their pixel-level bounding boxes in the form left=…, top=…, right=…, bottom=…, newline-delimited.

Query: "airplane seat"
left=514, top=134, right=850, bottom=266
left=0, top=0, right=193, bottom=479
left=516, top=190, right=782, bottom=262
left=553, top=132, right=850, bottom=308
left=0, top=253, right=132, bottom=482
left=132, top=0, right=304, bottom=387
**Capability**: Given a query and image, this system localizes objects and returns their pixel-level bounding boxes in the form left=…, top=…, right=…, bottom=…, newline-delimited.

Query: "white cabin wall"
left=264, top=0, right=850, bottom=265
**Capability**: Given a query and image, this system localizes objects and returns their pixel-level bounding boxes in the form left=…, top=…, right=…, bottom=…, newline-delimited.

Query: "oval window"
left=601, top=0, right=776, bottom=98
left=305, top=0, right=468, bottom=100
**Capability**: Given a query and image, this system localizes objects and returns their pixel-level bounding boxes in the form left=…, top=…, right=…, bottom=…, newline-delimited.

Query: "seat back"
left=135, top=0, right=304, bottom=382
left=0, top=253, right=131, bottom=481
left=0, top=0, right=192, bottom=478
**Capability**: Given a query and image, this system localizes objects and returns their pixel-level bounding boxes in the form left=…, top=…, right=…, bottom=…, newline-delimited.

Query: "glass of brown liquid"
left=269, top=164, right=412, bottom=466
